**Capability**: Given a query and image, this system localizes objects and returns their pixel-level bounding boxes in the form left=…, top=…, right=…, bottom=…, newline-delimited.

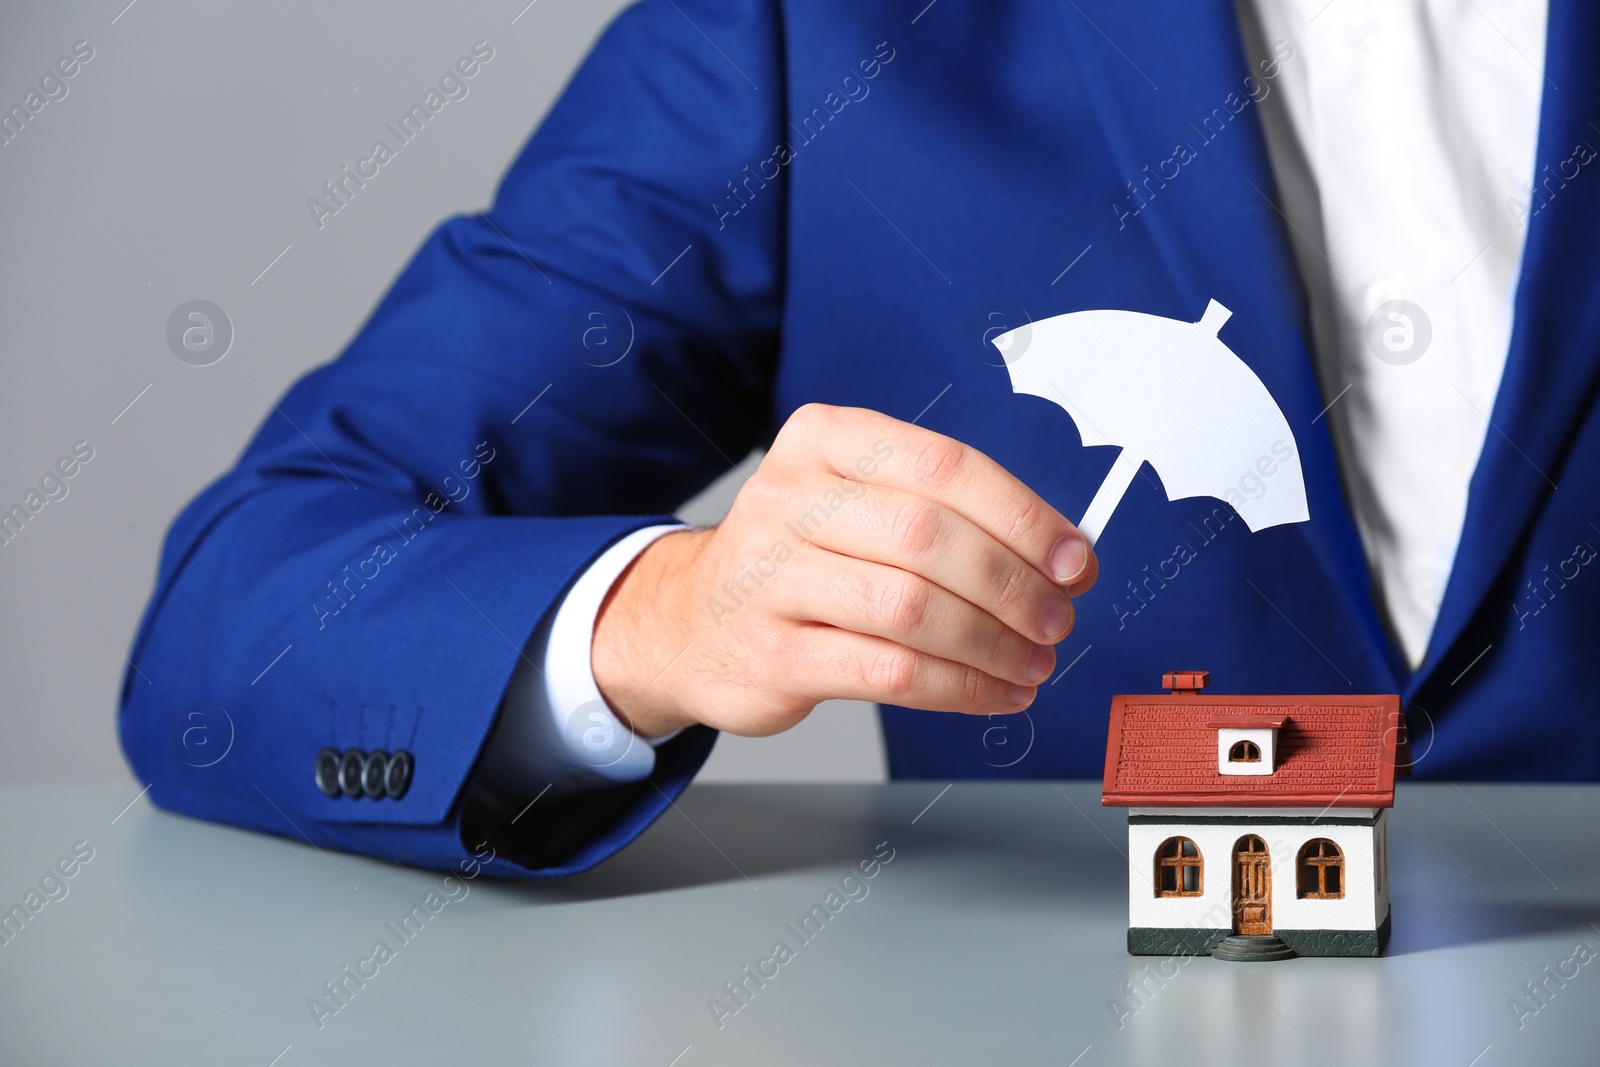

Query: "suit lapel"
left=1050, top=0, right=1402, bottom=689
left=1414, top=0, right=1600, bottom=693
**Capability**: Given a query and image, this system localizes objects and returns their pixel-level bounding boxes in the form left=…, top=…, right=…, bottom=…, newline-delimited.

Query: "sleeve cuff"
left=474, top=523, right=688, bottom=801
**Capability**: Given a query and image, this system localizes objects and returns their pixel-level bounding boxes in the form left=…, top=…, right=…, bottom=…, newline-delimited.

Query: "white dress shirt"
left=483, top=1, right=1551, bottom=795
left=1242, top=0, right=1547, bottom=666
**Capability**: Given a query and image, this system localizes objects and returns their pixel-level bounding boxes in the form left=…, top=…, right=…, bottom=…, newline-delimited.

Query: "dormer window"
left=1212, top=716, right=1286, bottom=776
left=1228, top=740, right=1261, bottom=763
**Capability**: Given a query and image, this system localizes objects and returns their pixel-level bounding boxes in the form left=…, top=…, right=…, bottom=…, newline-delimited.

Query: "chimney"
left=1163, top=670, right=1209, bottom=695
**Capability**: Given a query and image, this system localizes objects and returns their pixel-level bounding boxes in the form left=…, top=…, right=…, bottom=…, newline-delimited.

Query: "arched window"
left=1155, top=837, right=1203, bottom=897
left=1298, top=839, right=1344, bottom=899
left=1228, top=740, right=1261, bottom=762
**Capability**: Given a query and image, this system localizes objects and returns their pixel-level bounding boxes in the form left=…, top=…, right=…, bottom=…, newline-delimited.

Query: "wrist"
left=591, top=526, right=710, bottom=739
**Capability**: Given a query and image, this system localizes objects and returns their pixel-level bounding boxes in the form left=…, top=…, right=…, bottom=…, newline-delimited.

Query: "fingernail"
left=1024, top=644, right=1055, bottom=683
left=1050, top=535, right=1089, bottom=583
left=1039, top=596, right=1073, bottom=641
left=1009, top=684, right=1036, bottom=709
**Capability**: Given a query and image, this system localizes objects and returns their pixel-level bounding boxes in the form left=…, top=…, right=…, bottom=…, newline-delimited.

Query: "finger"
left=787, top=622, right=1035, bottom=715
left=1065, top=547, right=1098, bottom=599
left=794, top=481, right=1076, bottom=647
left=788, top=404, right=1095, bottom=586
left=774, top=547, right=1057, bottom=686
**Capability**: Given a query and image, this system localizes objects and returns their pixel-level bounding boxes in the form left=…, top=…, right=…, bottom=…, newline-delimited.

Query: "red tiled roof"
left=1101, top=692, right=1403, bottom=808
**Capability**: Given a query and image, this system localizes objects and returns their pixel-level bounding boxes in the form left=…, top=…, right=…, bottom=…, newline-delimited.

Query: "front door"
left=1232, top=835, right=1272, bottom=935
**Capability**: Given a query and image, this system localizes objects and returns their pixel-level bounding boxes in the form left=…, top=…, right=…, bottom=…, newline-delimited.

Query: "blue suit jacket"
left=120, top=0, right=1600, bottom=876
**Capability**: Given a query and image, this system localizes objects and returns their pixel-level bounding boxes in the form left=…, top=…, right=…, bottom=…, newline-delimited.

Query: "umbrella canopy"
left=991, top=300, right=1310, bottom=545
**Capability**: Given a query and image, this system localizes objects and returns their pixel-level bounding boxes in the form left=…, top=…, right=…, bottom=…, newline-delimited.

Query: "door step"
left=1211, top=935, right=1296, bottom=962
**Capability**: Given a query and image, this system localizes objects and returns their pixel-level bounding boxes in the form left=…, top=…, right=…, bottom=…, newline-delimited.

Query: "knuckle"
left=866, top=645, right=919, bottom=699
left=913, top=439, right=966, bottom=492
left=778, top=403, right=833, bottom=450
left=794, top=402, right=836, bottom=433
left=890, top=499, right=943, bottom=558
left=960, top=664, right=990, bottom=707
left=1005, top=496, right=1044, bottom=547
left=994, top=561, right=1033, bottom=613
left=878, top=574, right=932, bottom=637
left=985, top=622, right=1014, bottom=668
left=737, top=467, right=785, bottom=511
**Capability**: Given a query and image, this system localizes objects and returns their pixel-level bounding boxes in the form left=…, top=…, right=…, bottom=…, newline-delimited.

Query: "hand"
left=590, top=403, right=1097, bottom=739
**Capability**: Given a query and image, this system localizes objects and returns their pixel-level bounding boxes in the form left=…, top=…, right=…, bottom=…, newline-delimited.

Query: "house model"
left=1101, top=671, right=1404, bottom=961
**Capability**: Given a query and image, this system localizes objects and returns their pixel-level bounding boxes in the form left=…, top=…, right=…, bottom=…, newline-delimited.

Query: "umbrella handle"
left=1077, top=449, right=1142, bottom=548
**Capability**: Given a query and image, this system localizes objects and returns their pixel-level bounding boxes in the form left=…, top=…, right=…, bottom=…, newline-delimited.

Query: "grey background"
left=0, top=0, right=886, bottom=785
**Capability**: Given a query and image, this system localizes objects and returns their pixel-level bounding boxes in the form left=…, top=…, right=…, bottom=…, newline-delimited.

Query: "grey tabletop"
left=1, top=781, right=1596, bottom=1066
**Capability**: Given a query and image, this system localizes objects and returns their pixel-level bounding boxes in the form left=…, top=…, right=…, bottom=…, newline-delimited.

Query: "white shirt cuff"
left=476, top=523, right=688, bottom=800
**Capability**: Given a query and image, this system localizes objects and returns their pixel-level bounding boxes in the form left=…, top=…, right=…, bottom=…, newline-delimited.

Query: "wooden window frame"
left=1298, top=838, right=1344, bottom=899
left=1154, top=836, right=1203, bottom=898
left=1228, top=740, right=1262, bottom=763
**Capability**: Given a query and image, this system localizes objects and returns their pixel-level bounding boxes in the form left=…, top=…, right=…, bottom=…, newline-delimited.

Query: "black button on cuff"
left=339, top=749, right=367, bottom=798
left=315, top=748, right=342, bottom=798
left=385, top=749, right=413, bottom=800
left=318, top=747, right=410, bottom=800
left=361, top=750, right=389, bottom=799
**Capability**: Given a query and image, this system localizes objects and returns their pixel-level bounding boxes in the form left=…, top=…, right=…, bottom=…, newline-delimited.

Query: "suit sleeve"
left=117, top=0, right=786, bottom=876
left=473, top=523, right=688, bottom=801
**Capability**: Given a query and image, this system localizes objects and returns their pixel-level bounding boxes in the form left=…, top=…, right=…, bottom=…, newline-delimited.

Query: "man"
left=121, top=0, right=1595, bottom=877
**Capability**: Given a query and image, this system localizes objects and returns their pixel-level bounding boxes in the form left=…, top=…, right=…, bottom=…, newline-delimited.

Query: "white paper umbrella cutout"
left=990, top=300, right=1310, bottom=546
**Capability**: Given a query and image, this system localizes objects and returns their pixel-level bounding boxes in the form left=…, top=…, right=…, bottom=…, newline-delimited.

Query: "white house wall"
left=1126, top=812, right=1387, bottom=932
